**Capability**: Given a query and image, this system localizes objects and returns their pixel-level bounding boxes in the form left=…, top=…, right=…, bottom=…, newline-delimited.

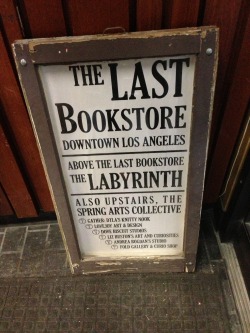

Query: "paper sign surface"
left=39, top=55, right=195, bottom=257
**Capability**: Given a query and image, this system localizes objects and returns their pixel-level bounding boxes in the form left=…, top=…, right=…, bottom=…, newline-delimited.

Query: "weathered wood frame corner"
left=13, top=27, right=218, bottom=274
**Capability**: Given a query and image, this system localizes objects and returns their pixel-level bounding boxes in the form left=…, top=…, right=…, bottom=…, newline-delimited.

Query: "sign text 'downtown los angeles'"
left=14, top=28, right=218, bottom=273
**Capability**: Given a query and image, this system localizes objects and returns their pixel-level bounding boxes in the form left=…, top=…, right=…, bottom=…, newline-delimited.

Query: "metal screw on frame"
left=206, top=48, right=213, bottom=55
left=20, top=59, right=27, bottom=66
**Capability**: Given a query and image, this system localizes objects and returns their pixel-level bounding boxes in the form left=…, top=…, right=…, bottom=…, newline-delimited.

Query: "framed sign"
left=13, top=27, right=218, bottom=274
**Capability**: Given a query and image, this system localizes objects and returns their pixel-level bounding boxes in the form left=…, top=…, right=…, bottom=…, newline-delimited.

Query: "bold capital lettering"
left=93, top=110, right=106, bottom=132
left=80, top=65, right=94, bottom=85
left=106, top=109, right=121, bottom=131
left=169, top=58, right=190, bottom=97
left=131, top=107, right=145, bottom=130
left=129, top=62, right=150, bottom=100
left=145, top=107, right=159, bottom=129
left=175, top=105, right=186, bottom=128
left=55, top=103, right=77, bottom=134
left=92, top=65, right=104, bottom=85
left=69, top=66, right=80, bottom=86
left=78, top=111, right=91, bottom=133
left=108, top=63, right=128, bottom=100
left=152, top=60, right=169, bottom=98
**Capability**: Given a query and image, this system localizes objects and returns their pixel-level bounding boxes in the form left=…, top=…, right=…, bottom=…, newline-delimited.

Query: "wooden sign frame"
left=13, top=27, right=218, bottom=274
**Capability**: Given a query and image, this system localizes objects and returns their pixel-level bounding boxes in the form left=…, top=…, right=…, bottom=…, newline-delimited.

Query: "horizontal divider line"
left=62, top=150, right=188, bottom=157
left=71, top=190, right=185, bottom=196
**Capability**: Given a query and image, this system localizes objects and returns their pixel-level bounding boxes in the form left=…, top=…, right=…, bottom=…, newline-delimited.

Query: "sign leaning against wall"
left=13, top=27, right=218, bottom=274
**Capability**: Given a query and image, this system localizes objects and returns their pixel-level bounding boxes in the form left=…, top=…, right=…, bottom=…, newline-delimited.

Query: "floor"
left=0, top=212, right=244, bottom=333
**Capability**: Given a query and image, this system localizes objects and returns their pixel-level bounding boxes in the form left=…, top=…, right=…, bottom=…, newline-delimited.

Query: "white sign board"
left=14, top=27, right=218, bottom=273
left=39, top=55, right=195, bottom=257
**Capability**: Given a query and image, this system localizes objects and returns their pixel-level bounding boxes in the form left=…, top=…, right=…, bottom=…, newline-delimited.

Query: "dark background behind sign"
left=0, top=0, right=249, bottom=220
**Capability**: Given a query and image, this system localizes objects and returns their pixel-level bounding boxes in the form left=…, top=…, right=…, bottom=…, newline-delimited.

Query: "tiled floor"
left=0, top=214, right=243, bottom=333
left=0, top=223, right=68, bottom=277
